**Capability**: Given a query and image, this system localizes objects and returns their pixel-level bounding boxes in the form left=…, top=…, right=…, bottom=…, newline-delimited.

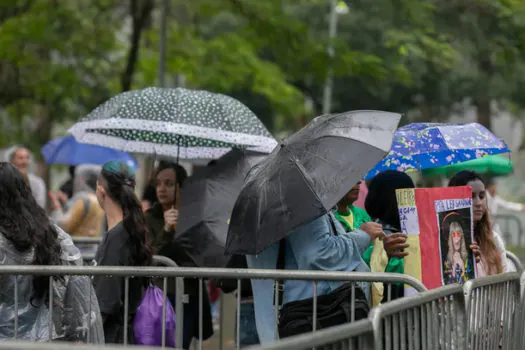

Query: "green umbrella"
left=422, top=154, right=513, bottom=177
left=68, top=87, right=277, bottom=160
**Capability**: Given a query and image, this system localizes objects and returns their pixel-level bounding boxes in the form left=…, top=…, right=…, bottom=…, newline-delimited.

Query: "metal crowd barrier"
left=506, top=250, right=523, bottom=273
left=515, top=272, right=525, bottom=350
left=495, top=214, right=524, bottom=247
left=0, top=342, right=173, bottom=350
left=72, top=237, right=103, bottom=245
left=253, top=272, right=525, bottom=350
left=370, top=284, right=467, bottom=350
left=1, top=265, right=426, bottom=350
left=245, top=319, right=374, bottom=350
left=464, top=272, right=521, bottom=350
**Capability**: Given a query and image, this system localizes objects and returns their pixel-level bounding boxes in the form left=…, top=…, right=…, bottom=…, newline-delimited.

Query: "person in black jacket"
left=145, top=161, right=213, bottom=349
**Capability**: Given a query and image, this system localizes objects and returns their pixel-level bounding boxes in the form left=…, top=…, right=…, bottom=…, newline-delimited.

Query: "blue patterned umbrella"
left=364, top=122, right=510, bottom=180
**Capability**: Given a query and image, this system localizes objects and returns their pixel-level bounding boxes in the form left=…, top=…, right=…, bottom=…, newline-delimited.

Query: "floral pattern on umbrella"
left=364, top=122, right=510, bottom=180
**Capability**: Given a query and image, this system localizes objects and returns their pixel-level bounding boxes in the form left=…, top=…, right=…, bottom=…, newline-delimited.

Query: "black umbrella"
left=225, top=110, right=402, bottom=255
left=175, top=148, right=266, bottom=267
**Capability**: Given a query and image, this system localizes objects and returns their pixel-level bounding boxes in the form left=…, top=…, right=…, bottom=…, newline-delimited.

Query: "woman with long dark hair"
left=93, top=161, right=152, bottom=344
left=364, top=170, right=415, bottom=303
left=145, top=161, right=213, bottom=349
left=0, top=162, right=103, bottom=342
left=448, top=170, right=508, bottom=276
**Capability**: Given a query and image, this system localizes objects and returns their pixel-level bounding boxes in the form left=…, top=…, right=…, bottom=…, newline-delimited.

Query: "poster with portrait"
left=435, top=199, right=476, bottom=286
left=396, top=186, right=475, bottom=296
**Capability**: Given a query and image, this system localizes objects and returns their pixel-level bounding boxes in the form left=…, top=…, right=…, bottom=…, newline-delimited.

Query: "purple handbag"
left=133, top=285, right=176, bottom=347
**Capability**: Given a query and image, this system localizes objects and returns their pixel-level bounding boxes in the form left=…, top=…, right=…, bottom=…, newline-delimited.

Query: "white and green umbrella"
left=69, top=87, right=277, bottom=160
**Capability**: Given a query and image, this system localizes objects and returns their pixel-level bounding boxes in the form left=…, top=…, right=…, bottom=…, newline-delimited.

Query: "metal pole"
left=322, top=0, right=338, bottom=115
left=158, top=0, right=168, bottom=87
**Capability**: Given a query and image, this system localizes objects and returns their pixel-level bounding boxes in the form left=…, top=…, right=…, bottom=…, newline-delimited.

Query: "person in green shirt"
left=334, top=181, right=371, bottom=231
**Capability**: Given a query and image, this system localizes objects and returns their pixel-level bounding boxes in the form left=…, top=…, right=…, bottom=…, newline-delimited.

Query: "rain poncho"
left=0, top=226, right=104, bottom=343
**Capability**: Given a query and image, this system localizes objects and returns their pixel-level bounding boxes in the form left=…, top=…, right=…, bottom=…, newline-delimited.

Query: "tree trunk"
left=476, top=99, right=491, bottom=130
left=33, top=103, right=52, bottom=210
left=120, top=0, right=154, bottom=92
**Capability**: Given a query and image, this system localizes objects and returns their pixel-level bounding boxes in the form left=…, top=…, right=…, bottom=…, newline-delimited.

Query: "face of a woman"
left=156, top=169, right=176, bottom=206
left=468, top=179, right=487, bottom=223
left=451, top=227, right=462, bottom=251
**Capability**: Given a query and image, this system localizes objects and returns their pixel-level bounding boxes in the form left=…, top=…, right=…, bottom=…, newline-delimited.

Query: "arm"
left=494, top=196, right=524, bottom=212
left=287, top=215, right=370, bottom=272
left=145, top=213, right=174, bottom=254
left=51, top=198, right=86, bottom=234
left=32, top=176, right=47, bottom=209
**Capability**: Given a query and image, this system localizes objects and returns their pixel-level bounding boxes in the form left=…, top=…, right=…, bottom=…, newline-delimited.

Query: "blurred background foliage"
left=2, top=0, right=525, bottom=151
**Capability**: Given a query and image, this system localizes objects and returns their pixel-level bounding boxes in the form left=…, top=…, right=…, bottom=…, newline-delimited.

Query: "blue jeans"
left=235, top=302, right=260, bottom=347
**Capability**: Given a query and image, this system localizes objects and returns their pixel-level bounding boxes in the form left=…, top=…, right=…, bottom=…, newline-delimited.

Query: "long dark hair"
left=365, top=170, right=415, bottom=229
left=0, top=162, right=62, bottom=302
left=99, top=161, right=152, bottom=266
left=448, top=170, right=503, bottom=274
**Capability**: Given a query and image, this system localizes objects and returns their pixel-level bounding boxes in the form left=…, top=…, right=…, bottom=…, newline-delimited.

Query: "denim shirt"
left=246, top=213, right=371, bottom=344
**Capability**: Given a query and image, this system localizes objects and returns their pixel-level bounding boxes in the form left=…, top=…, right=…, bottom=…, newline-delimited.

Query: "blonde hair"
left=447, top=221, right=468, bottom=263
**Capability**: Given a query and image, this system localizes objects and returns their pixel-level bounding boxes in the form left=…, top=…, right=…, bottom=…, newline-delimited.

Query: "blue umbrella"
left=42, top=136, right=138, bottom=167
left=365, top=122, right=509, bottom=180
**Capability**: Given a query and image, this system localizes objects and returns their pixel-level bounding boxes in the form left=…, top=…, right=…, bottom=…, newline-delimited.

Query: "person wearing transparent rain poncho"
left=0, top=162, right=104, bottom=343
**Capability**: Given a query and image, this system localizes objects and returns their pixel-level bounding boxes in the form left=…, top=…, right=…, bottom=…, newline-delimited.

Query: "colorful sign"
left=396, top=186, right=476, bottom=296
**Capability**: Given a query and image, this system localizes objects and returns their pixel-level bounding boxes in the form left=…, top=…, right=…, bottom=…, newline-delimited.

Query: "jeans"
left=235, top=302, right=260, bottom=348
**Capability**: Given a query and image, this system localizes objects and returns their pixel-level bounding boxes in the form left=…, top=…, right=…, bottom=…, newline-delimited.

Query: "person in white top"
left=449, top=171, right=509, bottom=276
left=486, top=178, right=525, bottom=217
left=7, top=146, right=47, bottom=209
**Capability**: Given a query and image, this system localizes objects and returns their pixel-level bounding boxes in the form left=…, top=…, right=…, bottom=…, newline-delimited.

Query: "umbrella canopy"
left=225, top=110, right=401, bottom=255
left=364, top=122, right=510, bottom=180
left=41, top=136, right=138, bottom=167
left=68, top=87, right=277, bottom=160
left=175, top=149, right=266, bottom=267
left=421, top=154, right=513, bottom=178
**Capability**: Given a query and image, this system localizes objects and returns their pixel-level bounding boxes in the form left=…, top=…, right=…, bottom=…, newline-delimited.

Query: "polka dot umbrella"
left=68, top=87, right=278, bottom=160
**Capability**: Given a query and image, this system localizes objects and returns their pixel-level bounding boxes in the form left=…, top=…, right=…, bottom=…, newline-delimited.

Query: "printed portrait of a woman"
left=440, top=213, right=475, bottom=285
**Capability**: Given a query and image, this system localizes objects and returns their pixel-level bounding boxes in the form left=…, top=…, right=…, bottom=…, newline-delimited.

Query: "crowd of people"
left=0, top=144, right=520, bottom=348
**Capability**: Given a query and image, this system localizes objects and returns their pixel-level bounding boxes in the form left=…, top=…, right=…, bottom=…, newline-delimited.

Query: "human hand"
left=470, top=242, right=481, bottom=263
left=384, top=233, right=409, bottom=258
left=48, top=191, right=61, bottom=211
left=56, top=190, right=68, bottom=205
left=163, top=207, right=179, bottom=232
left=359, top=222, right=385, bottom=241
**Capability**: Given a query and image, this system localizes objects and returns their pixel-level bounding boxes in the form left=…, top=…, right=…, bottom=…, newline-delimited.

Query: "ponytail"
left=119, top=183, right=152, bottom=266
left=99, top=161, right=152, bottom=266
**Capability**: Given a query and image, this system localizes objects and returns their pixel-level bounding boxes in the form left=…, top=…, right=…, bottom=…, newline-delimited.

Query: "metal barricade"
left=0, top=265, right=426, bottom=350
left=495, top=214, right=524, bottom=247
left=246, top=319, right=374, bottom=350
left=369, top=284, right=467, bottom=350
left=514, top=271, right=525, bottom=350
left=463, top=272, right=521, bottom=350
left=506, top=250, right=523, bottom=273
left=0, top=341, right=177, bottom=350
left=72, top=237, right=103, bottom=245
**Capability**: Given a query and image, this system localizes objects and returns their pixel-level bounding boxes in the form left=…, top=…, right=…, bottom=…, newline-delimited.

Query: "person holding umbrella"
left=145, top=161, right=213, bottom=349
left=225, top=111, right=401, bottom=343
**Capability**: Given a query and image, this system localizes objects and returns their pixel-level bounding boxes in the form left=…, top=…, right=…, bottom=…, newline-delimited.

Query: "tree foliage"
left=1, top=0, right=525, bottom=156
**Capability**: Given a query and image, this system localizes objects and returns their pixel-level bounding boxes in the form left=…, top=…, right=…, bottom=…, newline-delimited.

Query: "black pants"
left=168, top=293, right=213, bottom=350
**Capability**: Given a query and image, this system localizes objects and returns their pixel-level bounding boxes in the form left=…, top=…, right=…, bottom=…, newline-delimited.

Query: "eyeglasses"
left=451, top=231, right=462, bottom=238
